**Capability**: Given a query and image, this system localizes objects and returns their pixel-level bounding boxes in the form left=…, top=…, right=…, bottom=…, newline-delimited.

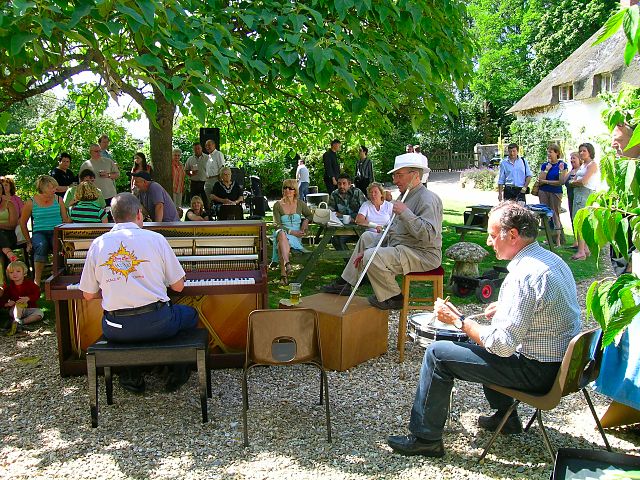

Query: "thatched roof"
left=508, top=29, right=640, bottom=114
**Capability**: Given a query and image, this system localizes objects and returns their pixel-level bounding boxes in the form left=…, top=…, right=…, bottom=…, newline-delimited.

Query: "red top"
left=4, top=279, right=40, bottom=308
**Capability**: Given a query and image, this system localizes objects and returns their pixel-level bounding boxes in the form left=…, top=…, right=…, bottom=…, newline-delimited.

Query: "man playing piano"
left=79, top=193, right=198, bottom=393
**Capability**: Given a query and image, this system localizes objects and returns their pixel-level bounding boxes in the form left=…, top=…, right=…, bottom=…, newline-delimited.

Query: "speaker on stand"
left=199, top=127, right=220, bottom=149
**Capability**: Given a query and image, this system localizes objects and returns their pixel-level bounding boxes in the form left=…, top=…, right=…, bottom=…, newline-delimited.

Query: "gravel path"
left=2, top=177, right=637, bottom=480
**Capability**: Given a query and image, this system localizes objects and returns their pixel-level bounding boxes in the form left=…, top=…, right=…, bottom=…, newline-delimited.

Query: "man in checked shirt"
left=388, top=202, right=582, bottom=457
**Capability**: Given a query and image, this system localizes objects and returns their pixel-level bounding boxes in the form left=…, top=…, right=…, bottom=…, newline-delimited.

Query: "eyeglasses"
left=391, top=170, right=416, bottom=178
left=283, top=186, right=296, bottom=191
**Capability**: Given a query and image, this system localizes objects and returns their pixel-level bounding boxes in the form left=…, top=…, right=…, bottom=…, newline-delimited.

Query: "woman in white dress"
left=569, top=142, right=599, bottom=261
left=355, top=182, right=393, bottom=233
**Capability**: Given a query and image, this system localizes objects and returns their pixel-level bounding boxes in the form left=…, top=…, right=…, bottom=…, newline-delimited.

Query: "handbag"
left=530, top=181, right=540, bottom=196
left=312, top=201, right=331, bottom=224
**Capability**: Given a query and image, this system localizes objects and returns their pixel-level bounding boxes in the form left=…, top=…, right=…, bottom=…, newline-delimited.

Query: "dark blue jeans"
left=102, top=303, right=198, bottom=343
left=409, top=340, right=560, bottom=441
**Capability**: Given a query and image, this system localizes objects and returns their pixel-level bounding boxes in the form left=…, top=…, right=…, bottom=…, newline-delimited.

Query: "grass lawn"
left=267, top=198, right=605, bottom=308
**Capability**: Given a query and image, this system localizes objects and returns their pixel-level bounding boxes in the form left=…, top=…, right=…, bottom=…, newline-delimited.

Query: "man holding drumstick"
left=388, top=202, right=582, bottom=457
left=321, top=153, right=442, bottom=310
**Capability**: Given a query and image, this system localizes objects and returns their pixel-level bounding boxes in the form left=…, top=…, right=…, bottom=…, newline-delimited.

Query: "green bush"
left=459, top=167, right=497, bottom=191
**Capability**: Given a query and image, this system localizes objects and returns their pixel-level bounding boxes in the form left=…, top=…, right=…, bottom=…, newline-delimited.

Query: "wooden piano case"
left=45, top=221, right=268, bottom=376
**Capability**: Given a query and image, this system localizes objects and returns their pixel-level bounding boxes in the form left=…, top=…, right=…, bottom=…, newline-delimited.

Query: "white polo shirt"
left=79, top=222, right=185, bottom=312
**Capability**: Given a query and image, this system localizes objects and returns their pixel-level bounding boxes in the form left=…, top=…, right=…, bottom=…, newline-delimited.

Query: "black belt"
left=106, top=301, right=170, bottom=317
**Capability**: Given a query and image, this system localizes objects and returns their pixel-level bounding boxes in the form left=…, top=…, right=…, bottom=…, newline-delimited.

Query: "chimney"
left=621, top=0, right=639, bottom=7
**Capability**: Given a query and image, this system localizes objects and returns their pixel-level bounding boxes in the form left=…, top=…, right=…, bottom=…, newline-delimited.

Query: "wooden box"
left=281, top=293, right=388, bottom=371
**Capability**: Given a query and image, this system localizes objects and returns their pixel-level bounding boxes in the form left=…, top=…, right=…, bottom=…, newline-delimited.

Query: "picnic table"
left=294, top=224, right=365, bottom=284
left=455, top=204, right=556, bottom=250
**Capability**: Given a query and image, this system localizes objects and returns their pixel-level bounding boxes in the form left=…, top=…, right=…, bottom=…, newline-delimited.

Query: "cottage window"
left=601, top=73, right=613, bottom=93
left=559, top=84, right=574, bottom=102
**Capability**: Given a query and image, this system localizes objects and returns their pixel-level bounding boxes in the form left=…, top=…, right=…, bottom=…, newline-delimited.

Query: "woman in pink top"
left=1, top=176, right=24, bottom=218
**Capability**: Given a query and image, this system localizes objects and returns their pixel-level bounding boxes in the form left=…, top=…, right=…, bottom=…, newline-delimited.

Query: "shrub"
left=459, top=167, right=497, bottom=191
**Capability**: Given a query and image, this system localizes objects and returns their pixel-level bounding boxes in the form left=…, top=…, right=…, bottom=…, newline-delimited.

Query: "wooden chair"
left=86, top=328, right=211, bottom=428
left=478, top=328, right=611, bottom=463
left=242, top=308, right=331, bottom=447
left=398, top=266, right=445, bottom=362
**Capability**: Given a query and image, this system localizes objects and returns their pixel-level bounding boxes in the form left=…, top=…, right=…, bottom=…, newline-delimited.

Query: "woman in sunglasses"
left=271, top=179, right=313, bottom=286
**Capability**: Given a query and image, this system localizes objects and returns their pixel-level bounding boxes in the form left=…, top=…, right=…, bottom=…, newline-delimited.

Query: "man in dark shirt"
left=322, top=139, right=341, bottom=193
left=50, top=152, right=78, bottom=197
left=354, top=145, right=374, bottom=194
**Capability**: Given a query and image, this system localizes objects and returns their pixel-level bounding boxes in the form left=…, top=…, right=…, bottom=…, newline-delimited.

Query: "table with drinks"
left=293, top=223, right=365, bottom=285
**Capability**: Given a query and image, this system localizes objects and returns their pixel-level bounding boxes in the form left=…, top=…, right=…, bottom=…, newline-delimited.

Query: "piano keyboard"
left=65, top=277, right=256, bottom=290
left=185, top=278, right=255, bottom=286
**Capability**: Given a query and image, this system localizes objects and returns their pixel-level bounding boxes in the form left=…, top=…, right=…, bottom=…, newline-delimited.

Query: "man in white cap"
left=322, top=153, right=442, bottom=309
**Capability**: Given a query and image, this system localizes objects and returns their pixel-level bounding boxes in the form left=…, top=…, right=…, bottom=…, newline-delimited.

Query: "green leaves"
left=586, top=274, right=640, bottom=348
left=10, top=33, right=36, bottom=55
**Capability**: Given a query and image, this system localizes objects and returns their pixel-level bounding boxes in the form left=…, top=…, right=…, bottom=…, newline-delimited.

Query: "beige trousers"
left=341, top=231, right=406, bottom=302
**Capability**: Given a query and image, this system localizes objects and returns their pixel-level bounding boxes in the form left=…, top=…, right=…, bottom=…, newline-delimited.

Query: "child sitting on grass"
left=3, top=260, right=43, bottom=336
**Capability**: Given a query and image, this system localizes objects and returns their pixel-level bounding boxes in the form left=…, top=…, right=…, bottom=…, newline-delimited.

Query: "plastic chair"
left=397, top=266, right=445, bottom=362
left=242, top=308, right=331, bottom=447
left=478, top=328, right=611, bottom=463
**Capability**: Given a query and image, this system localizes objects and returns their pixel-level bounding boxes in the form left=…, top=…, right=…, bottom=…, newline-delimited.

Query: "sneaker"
left=119, top=368, right=145, bottom=394
left=478, top=410, right=522, bottom=434
left=165, top=365, right=191, bottom=392
left=367, top=294, right=404, bottom=310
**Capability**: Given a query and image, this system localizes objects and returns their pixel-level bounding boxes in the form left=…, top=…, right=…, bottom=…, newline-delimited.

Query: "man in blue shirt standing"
left=497, top=143, right=532, bottom=203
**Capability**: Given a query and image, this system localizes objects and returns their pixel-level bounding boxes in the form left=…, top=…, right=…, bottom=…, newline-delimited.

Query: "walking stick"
left=341, top=186, right=412, bottom=314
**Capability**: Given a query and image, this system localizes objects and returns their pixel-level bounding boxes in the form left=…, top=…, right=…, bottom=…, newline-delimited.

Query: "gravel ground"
left=2, top=274, right=639, bottom=480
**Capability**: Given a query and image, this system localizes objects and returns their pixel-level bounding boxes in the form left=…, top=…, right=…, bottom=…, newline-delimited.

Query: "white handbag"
left=312, top=202, right=331, bottom=225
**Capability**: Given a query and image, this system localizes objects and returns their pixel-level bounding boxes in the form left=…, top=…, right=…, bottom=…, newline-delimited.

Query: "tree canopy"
left=0, top=0, right=474, bottom=191
left=467, top=0, right=618, bottom=139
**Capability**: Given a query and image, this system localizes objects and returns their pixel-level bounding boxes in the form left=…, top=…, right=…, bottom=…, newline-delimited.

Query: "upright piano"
left=45, top=221, right=268, bottom=376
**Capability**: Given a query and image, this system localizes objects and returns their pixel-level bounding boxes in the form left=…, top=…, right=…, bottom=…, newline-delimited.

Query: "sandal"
left=571, top=253, right=587, bottom=261
left=285, top=262, right=293, bottom=275
left=279, top=274, right=289, bottom=286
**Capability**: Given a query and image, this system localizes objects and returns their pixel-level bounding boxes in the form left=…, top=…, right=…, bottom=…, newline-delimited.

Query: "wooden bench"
left=455, top=224, right=486, bottom=240
left=86, top=328, right=211, bottom=428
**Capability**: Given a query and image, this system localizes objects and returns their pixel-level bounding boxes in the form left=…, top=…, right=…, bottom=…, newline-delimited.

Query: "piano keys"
left=45, top=221, right=268, bottom=376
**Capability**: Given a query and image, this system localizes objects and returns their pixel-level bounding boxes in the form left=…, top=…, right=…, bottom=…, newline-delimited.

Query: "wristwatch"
left=453, top=314, right=466, bottom=330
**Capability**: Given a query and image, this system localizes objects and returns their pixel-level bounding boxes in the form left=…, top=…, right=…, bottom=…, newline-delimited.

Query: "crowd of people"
left=495, top=141, right=601, bottom=260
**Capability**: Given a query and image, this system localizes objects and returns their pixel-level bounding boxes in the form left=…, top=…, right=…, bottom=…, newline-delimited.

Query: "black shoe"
left=368, top=294, right=403, bottom=310
left=165, top=365, right=191, bottom=392
left=387, top=434, right=445, bottom=457
left=478, top=410, right=523, bottom=434
left=119, top=369, right=145, bottom=394
left=321, top=281, right=352, bottom=296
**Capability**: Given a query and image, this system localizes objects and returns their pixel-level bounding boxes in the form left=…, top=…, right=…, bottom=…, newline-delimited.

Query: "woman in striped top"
left=69, top=181, right=108, bottom=224
left=20, top=175, right=71, bottom=285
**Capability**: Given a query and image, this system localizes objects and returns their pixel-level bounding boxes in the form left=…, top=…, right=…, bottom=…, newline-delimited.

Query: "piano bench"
left=86, top=328, right=211, bottom=428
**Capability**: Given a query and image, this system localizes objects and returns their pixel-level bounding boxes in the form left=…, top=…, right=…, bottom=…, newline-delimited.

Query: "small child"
left=3, top=261, right=43, bottom=336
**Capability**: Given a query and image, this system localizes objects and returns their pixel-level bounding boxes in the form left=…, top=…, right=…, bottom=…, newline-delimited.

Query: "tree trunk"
left=148, top=91, right=176, bottom=195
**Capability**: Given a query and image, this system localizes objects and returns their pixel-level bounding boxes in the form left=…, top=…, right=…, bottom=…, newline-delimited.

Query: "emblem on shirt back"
left=100, top=242, right=149, bottom=280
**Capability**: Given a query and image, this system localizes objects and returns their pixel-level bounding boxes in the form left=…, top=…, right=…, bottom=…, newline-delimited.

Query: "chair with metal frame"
left=478, top=328, right=611, bottom=463
left=242, top=308, right=331, bottom=447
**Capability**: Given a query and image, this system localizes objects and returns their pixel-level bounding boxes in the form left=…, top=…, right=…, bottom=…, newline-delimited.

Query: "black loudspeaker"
left=199, top=128, right=220, bottom=149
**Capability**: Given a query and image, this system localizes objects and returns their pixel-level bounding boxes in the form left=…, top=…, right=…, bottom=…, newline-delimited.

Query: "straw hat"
left=387, top=153, right=426, bottom=174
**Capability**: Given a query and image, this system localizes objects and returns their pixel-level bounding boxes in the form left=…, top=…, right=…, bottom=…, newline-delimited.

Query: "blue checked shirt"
left=479, top=242, right=582, bottom=362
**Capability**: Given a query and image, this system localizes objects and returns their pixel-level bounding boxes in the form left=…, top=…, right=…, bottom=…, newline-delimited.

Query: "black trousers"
left=503, top=185, right=526, bottom=203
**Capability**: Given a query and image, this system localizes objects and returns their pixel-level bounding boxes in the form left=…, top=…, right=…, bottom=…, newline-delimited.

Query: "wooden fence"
left=427, top=150, right=475, bottom=171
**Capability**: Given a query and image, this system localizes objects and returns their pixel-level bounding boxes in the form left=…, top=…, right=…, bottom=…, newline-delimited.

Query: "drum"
left=407, top=312, right=468, bottom=347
